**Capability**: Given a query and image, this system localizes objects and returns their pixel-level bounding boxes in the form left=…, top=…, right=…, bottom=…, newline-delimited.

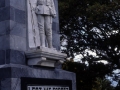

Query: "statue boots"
left=46, top=35, right=53, bottom=48
left=40, top=34, right=46, bottom=47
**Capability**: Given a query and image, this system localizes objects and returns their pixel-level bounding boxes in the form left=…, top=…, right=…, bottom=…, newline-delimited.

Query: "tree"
left=59, top=0, right=120, bottom=89
left=59, top=0, right=120, bottom=67
left=92, top=77, right=115, bottom=90
left=62, top=61, right=114, bottom=90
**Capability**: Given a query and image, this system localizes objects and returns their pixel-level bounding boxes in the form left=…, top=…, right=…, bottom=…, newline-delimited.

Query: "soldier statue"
left=35, top=0, right=56, bottom=48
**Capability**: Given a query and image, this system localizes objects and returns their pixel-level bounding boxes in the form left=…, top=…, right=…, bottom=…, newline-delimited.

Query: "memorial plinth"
left=26, top=47, right=67, bottom=67
left=0, top=0, right=76, bottom=90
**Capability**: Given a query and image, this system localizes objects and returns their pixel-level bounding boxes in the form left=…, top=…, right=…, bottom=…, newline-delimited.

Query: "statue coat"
left=35, top=0, right=56, bottom=17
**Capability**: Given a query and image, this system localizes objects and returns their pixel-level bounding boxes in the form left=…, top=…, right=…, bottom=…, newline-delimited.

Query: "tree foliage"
left=59, top=0, right=120, bottom=89
left=92, top=77, right=115, bottom=90
left=62, top=61, right=114, bottom=90
left=59, top=0, right=120, bottom=67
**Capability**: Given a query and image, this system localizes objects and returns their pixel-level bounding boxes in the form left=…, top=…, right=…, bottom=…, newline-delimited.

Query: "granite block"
left=0, top=7, right=10, bottom=22
left=0, top=35, right=10, bottom=50
left=0, top=35, right=26, bottom=51
left=0, top=20, right=9, bottom=35
left=53, top=0, right=59, bottom=22
left=6, top=49, right=26, bottom=64
left=0, top=68, right=11, bottom=78
left=10, top=20, right=26, bottom=38
left=10, top=6, right=15, bottom=21
left=0, top=35, right=26, bottom=50
left=0, top=50, right=5, bottom=64
left=10, top=0, right=25, bottom=11
left=52, top=0, right=60, bottom=50
left=5, top=0, right=10, bottom=7
left=11, top=78, right=21, bottom=90
left=52, top=22, right=59, bottom=33
left=0, top=65, right=76, bottom=90
left=0, top=6, right=25, bottom=24
left=0, top=0, right=5, bottom=8
left=9, top=35, right=26, bottom=51
left=0, top=65, right=65, bottom=79
left=1, top=78, right=11, bottom=90
left=11, top=66, right=75, bottom=81
left=15, top=9, right=25, bottom=24
left=52, top=33, right=60, bottom=50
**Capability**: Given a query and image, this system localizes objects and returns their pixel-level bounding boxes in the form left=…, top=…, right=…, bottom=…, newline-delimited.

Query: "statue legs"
left=37, top=15, right=53, bottom=48
left=45, top=16, right=52, bottom=48
left=38, top=15, right=46, bottom=47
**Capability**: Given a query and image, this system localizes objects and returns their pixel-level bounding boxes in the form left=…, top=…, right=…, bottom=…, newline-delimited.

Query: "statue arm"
left=31, top=0, right=37, bottom=11
left=51, top=0, right=56, bottom=18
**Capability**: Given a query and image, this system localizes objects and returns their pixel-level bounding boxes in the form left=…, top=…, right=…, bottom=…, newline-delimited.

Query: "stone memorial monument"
left=0, top=0, right=76, bottom=90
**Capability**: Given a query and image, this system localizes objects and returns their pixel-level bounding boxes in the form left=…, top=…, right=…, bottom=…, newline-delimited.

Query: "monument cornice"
left=26, top=47, right=67, bottom=67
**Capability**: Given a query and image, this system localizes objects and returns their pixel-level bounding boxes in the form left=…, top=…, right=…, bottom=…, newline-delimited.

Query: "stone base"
left=26, top=47, right=67, bottom=67
left=0, top=64, right=76, bottom=90
left=0, top=49, right=26, bottom=65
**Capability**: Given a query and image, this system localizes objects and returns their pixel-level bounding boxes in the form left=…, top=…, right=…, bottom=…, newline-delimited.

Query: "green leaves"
left=59, top=0, right=120, bottom=67
left=62, top=61, right=114, bottom=90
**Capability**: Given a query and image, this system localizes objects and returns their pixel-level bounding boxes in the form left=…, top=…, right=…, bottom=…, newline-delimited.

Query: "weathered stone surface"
left=0, top=35, right=10, bottom=50
left=0, top=6, right=25, bottom=23
left=53, top=0, right=59, bottom=23
left=0, top=7, right=10, bottom=22
left=0, top=0, right=27, bottom=65
left=11, top=78, right=21, bottom=90
left=52, top=0, right=60, bottom=50
left=0, top=20, right=9, bottom=35
left=52, top=22, right=60, bottom=50
left=0, top=49, right=25, bottom=65
left=26, top=48, right=66, bottom=67
left=0, top=65, right=76, bottom=90
left=15, top=9, right=25, bottom=24
left=9, top=35, right=26, bottom=51
left=0, top=50, right=5, bottom=64
left=52, top=22, right=59, bottom=33
left=10, top=0, right=25, bottom=11
left=10, top=20, right=26, bottom=38
left=0, top=0, right=5, bottom=8
left=0, top=35, right=26, bottom=51
left=1, top=78, right=11, bottom=90
left=0, top=67, right=11, bottom=78
left=53, top=33, right=60, bottom=50
left=6, top=49, right=25, bottom=64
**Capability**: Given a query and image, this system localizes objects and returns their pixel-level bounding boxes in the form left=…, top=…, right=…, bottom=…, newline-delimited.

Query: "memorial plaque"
left=21, top=77, right=72, bottom=90
left=27, top=86, right=69, bottom=90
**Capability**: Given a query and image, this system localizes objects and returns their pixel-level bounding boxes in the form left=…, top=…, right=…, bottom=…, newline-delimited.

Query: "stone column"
left=0, top=0, right=27, bottom=65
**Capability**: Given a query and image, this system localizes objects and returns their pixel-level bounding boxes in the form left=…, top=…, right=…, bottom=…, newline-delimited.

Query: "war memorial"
left=0, top=0, right=76, bottom=90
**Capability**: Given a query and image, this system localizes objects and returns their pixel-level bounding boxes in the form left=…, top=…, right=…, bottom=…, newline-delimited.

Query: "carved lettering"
left=28, top=86, right=69, bottom=90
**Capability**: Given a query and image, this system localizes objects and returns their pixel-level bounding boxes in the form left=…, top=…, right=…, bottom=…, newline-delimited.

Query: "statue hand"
left=52, top=14, right=56, bottom=18
left=32, top=6, right=35, bottom=11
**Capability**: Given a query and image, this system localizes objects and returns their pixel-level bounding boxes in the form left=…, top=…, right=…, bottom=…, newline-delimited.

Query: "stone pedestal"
left=26, top=47, right=67, bottom=67
left=0, top=64, right=76, bottom=90
left=0, top=0, right=76, bottom=90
